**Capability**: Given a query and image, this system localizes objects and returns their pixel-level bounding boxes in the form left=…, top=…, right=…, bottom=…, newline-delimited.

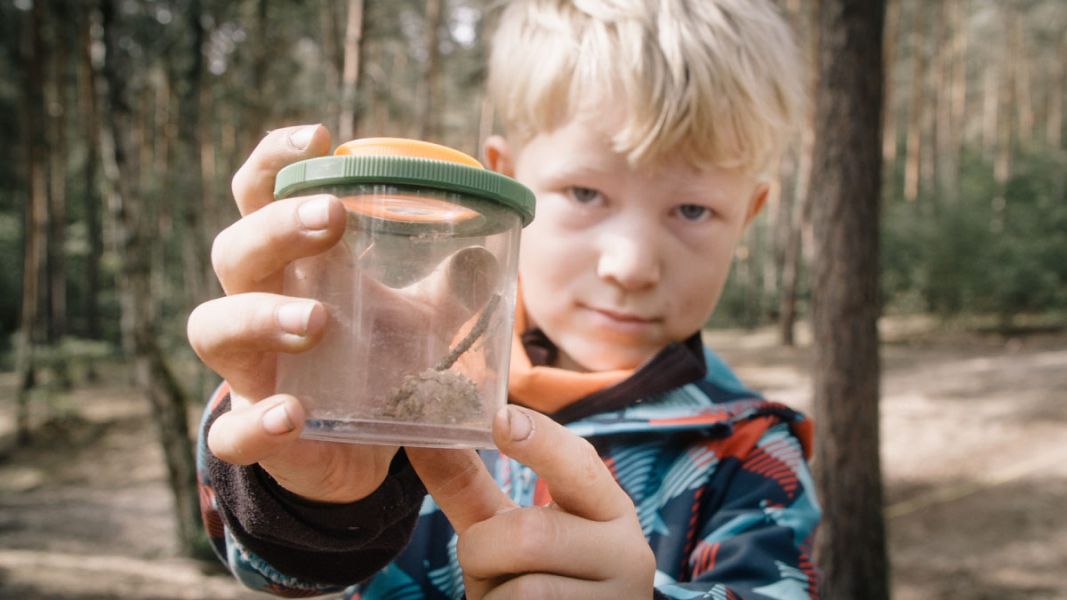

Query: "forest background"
left=1, top=0, right=1065, bottom=598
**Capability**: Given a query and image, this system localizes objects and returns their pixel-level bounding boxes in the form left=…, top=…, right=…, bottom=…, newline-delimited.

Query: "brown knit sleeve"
left=204, top=395, right=426, bottom=586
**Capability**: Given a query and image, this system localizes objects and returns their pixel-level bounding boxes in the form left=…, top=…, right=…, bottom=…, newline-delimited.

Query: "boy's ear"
left=483, top=135, right=515, bottom=177
left=744, top=182, right=770, bottom=227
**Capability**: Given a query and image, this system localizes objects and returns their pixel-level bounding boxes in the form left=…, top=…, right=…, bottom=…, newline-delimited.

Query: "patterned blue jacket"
left=198, top=346, right=821, bottom=599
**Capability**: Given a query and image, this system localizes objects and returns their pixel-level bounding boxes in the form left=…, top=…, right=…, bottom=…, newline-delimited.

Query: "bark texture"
left=809, top=1, right=890, bottom=598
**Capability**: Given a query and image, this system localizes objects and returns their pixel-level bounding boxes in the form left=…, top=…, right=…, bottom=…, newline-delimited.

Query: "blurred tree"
left=903, top=0, right=928, bottom=202
left=15, top=0, right=49, bottom=445
left=338, top=0, right=365, bottom=142
left=1047, top=31, right=1065, bottom=149
left=321, top=1, right=344, bottom=135
left=45, top=0, right=69, bottom=347
left=91, top=0, right=199, bottom=556
left=881, top=0, right=901, bottom=169
left=419, top=0, right=444, bottom=140
left=77, top=1, right=104, bottom=342
left=777, top=0, right=817, bottom=346
left=175, top=0, right=213, bottom=309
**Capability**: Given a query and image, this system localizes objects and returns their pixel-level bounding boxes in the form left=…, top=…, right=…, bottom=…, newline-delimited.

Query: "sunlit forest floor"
left=1, top=317, right=1065, bottom=599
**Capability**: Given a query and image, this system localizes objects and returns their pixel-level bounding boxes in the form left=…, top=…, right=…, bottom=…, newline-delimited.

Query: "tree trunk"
left=338, top=0, right=365, bottom=143
left=392, top=44, right=410, bottom=136
left=945, top=0, right=969, bottom=197
left=200, top=84, right=220, bottom=253
left=79, top=3, right=103, bottom=342
left=809, top=1, right=889, bottom=599
left=1048, top=34, right=1066, bottom=149
left=46, top=12, right=69, bottom=346
left=778, top=0, right=817, bottom=347
left=177, top=0, right=212, bottom=309
left=321, top=0, right=344, bottom=135
left=146, top=72, right=169, bottom=309
left=418, top=0, right=443, bottom=141
left=238, top=0, right=271, bottom=158
left=91, top=0, right=200, bottom=557
left=920, top=0, right=944, bottom=208
left=903, top=0, right=928, bottom=202
left=766, top=177, right=789, bottom=322
left=982, top=59, right=999, bottom=158
left=778, top=132, right=812, bottom=347
left=930, top=0, right=965, bottom=204
left=881, top=0, right=901, bottom=166
left=16, top=0, right=49, bottom=446
left=992, top=6, right=1018, bottom=232
left=1014, top=15, right=1033, bottom=148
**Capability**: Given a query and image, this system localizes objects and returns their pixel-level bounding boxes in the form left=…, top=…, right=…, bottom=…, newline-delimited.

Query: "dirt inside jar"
left=384, top=369, right=483, bottom=424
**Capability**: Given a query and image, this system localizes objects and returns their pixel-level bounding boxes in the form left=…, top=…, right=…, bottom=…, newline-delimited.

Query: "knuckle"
left=211, top=228, right=235, bottom=284
left=455, top=532, right=474, bottom=566
left=572, top=438, right=603, bottom=482
left=186, top=304, right=212, bottom=358
left=512, top=509, right=555, bottom=554
left=230, top=162, right=252, bottom=203
left=254, top=297, right=281, bottom=332
left=638, top=542, right=656, bottom=572
left=207, top=414, right=249, bottom=465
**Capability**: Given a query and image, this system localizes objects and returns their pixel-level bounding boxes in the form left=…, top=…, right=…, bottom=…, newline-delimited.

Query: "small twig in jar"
left=434, top=293, right=502, bottom=371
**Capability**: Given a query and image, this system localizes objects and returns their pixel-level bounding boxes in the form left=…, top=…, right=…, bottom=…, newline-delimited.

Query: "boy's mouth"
left=589, top=306, right=658, bottom=325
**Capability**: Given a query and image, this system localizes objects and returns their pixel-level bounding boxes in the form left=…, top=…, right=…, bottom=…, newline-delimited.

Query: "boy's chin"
left=557, top=344, right=660, bottom=373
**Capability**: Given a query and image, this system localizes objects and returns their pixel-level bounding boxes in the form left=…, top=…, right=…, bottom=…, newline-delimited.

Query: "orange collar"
left=507, top=291, right=633, bottom=413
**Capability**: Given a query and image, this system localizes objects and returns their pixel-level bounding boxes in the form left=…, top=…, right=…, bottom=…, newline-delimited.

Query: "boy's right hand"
left=187, top=124, right=399, bottom=504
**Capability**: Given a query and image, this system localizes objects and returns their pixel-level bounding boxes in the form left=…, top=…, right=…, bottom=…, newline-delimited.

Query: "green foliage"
left=711, top=148, right=1067, bottom=329
left=882, top=150, right=1067, bottom=323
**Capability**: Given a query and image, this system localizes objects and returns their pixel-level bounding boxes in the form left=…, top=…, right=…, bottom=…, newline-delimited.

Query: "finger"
left=481, top=573, right=604, bottom=600
left=492, top=406, right=634, bottom=522
left=207, top=393, right=305, bottom=466
left=406, top=446, right=517, bottom=534
left=212, top=194, right=346, bottom=294
left=187, top=293, right=328, bottom=400
left=231, top=124, right=332, bottom=216
left=458, top=507, right=626, bottom=582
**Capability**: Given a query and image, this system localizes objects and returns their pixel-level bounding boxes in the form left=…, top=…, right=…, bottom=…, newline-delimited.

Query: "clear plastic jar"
left=273, top=139, right=534, bottom=448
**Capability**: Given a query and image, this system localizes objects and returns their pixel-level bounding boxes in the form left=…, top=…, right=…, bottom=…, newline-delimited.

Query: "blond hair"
left=487, top=0, right=805, bottom=176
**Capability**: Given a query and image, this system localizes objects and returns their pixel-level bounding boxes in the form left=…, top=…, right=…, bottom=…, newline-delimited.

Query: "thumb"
left=207, top=393, right=305, bottom=466
left=406, top=446, right=516, bottom=534
left=491, top=405, right=633, bottom=522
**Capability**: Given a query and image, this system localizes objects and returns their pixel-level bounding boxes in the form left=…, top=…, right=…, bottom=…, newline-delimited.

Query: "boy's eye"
left=675, top=204, right=711, bottom=222
left=568, top=187, right=602, bottom=205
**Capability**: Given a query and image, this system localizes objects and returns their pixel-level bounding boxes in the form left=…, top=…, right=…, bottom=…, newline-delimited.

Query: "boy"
left=187, top=0, right=819, bottom=597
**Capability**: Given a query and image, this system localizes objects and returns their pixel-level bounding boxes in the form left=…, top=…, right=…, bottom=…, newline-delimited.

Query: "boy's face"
left=486, top=118, right=766, bottom=372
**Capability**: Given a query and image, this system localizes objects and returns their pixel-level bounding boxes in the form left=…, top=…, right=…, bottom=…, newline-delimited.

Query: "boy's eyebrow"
left=540, top=159, right=738, bottom=201
left=540, top=159, right=618, bottom=180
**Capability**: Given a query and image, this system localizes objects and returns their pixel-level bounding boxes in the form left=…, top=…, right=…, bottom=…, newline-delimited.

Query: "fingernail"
left=262, top=402, right=295, bottom=435
left=277, top=302, right=316, bottom=336
left=507, top=406, right=533, bottom=442
left=288, top=125, right=319, bottom=150
left=297, top=196, right=332, bottom=230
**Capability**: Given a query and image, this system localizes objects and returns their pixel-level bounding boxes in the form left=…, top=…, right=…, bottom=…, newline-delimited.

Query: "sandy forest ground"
left=1, top=318, right=1065, bottom=599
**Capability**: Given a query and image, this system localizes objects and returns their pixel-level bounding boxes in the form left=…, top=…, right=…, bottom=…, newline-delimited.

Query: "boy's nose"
left=596, top=232, right=661, bottom=291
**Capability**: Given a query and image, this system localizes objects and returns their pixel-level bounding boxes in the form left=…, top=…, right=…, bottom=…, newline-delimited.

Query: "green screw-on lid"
left=274, top=138, right=535, bottom=227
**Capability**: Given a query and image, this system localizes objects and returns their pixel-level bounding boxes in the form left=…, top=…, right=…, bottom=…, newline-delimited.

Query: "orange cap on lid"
left=334, top=138, right=484, bottom=169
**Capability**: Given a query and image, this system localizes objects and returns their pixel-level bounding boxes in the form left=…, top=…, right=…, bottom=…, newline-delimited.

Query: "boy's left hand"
left=407, top=406, right=656, bottom=599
